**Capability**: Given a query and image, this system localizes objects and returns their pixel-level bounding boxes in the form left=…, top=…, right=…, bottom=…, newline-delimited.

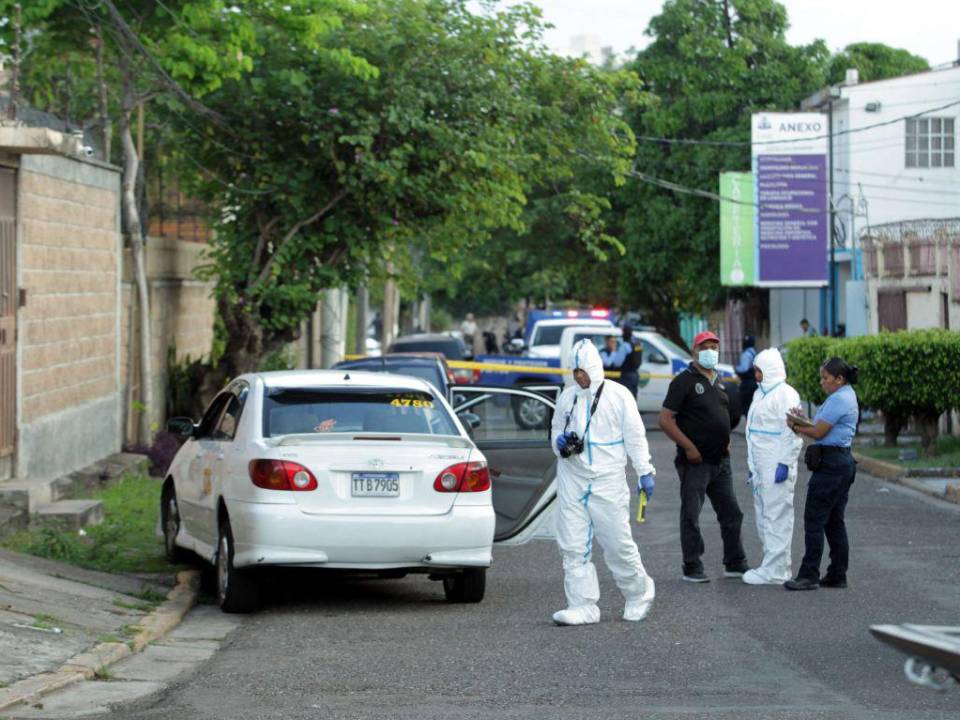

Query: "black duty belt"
left=819, top=446, right=851, bottom=455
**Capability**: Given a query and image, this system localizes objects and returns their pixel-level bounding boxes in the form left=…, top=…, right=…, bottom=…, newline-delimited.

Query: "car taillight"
left=433, top=461, right=490, bottom=493
left=249, top=459, right=318, bottom=491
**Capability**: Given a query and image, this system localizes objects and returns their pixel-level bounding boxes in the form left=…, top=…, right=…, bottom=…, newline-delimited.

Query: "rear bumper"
left=228, top=500, right=495, bottom=570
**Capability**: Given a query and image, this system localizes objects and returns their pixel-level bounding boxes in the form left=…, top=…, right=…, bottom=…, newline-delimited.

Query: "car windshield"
left=262, top=387, right=459, bottom=437
left=390, top=340, right=463, bottom=360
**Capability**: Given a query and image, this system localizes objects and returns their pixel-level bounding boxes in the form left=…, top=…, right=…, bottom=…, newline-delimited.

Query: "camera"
left=559, top=431, right=584, bottom=458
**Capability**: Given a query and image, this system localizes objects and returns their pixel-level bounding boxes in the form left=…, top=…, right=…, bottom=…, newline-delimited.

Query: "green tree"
left=827, top=42, right=929, bottom=85
left=177, top=0, right=638, bottom=382
left=614, top=0, right=828, bottom=343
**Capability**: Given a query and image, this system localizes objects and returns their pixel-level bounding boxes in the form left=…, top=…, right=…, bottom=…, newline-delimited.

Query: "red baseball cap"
left=692, top=330, right=720, bottom=347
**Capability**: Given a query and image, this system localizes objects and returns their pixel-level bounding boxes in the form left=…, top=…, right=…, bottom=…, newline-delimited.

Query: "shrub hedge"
left=784, top=330, right=960, bottom=454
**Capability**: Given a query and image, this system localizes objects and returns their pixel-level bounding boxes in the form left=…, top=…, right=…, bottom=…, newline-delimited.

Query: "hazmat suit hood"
left=570, top=339, right=605, bottom=394
left=754, top=348, right=786, bottom=393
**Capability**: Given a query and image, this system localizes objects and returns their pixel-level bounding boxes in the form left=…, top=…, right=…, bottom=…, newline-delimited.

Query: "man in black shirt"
left=658, top=331, right=747, bottom=583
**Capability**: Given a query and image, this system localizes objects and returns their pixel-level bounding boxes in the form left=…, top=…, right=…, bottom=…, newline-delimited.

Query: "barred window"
left=905, top=117, right=955, bottom=168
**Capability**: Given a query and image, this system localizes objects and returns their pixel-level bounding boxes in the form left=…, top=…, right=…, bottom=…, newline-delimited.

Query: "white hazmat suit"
left=744, top=348, right=803, bottom=585
left=550, top=339, right=656, bottom=625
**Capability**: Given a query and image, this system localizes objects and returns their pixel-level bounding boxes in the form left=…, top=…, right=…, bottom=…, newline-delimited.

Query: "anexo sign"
left=751, top=112, right=829, bottom=287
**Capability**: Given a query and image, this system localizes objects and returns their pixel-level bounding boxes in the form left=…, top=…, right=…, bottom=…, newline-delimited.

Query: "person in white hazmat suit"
left=550, top=339, right=657, bottom=625
left=743, top=348, right=804, bottom=585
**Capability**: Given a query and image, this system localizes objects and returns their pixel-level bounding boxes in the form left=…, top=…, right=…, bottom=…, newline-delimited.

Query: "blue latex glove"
left=775, top=463, right=789, bottom=483
left=555, top=433, right=569, bottom=454
left=638, top=473, right=655, bottom=499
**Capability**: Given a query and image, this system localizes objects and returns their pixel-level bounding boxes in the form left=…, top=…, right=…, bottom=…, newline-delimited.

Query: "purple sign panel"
left=755, top=154, right=828, bottom=285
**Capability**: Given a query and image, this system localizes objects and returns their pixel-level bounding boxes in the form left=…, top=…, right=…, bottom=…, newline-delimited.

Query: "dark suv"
left=387, top=333, right=471, bottom=361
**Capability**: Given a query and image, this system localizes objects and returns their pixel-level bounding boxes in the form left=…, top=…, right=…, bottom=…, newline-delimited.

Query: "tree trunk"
left=883, top=411, right=906, bottom=447
left=354, top=286, right=368, bottom=355
left=120, top=108, right=153, bottom=444
left=382, top=276, right=399, bottom=349
left=917, top=411, right=940, bottom=457
left=95, top=25, right=112, bottom=162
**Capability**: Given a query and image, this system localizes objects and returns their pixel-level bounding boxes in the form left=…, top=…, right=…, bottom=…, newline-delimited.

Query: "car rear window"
left=389, top=340, right=463, bottom=359
left=342, top=363, right=444, bottom=393
left=262, top=388, right=459, bottom=437
left=531, top=325, right=567, bottom=346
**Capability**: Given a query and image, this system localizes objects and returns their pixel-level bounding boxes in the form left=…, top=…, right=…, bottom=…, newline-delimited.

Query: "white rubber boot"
left=552, top=605, right=601, bottom=626
left=742, top=569, right=779, bottom=586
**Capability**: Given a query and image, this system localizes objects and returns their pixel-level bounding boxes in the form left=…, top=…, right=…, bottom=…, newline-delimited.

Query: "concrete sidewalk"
left=0, top=549, right=199, bottom=713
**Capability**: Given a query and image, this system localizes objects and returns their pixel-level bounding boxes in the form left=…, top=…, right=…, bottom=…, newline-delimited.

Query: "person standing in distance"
left=618, top=324, right=643, bottom=402
left=743, top=348, right=803, bottom=585
left=799, top=319, right=818, bottom=337
left=551, top=339, right=657, bottom=626
left=736, top=335, right=759, bottom=418
left=784, top=357, right=860, bottom=591
left=659, top=331, right=748, bottom=583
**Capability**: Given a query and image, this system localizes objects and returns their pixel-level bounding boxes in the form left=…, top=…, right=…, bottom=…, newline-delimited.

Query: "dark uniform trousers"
left=676, top=456, right=746, bottom=575
left=797, top=451, right=856, bottom=582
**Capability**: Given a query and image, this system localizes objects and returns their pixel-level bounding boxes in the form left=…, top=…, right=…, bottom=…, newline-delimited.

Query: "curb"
left=853, top=452, right=960, bottom=506
left=0, top=569, right=200, bottom=712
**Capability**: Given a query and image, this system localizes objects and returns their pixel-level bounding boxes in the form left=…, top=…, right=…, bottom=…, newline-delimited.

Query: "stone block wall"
left=121, top=237, right=216, bottom=440
left=16, top=154, right=123, bottom=482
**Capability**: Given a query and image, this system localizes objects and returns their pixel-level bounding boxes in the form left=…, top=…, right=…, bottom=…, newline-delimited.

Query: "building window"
left=905, top=117, right=955, bottom=168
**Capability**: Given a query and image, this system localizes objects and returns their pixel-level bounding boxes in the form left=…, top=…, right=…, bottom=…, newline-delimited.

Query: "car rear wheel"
left=442, top=568, right=486, bottom=603
left=216, top=518, right=260, bottom=613
left=161, top=484, right=191, bottom=565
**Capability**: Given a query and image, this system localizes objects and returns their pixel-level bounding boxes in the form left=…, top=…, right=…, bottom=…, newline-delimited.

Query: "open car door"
left=454, top=386, right=558, bottom=545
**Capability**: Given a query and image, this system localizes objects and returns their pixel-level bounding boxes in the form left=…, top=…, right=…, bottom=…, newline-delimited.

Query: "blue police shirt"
left=814, top=385, right=859, bottom=447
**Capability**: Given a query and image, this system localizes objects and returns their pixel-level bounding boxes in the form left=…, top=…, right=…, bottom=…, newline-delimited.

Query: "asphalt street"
left=96, top=428, right=959, bottom=720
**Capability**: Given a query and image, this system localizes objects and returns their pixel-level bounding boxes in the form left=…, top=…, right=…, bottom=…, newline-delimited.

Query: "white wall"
left=832, top=65, right=960, bottom=242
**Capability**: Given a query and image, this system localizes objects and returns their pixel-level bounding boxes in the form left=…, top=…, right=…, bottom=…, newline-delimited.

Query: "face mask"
left=698, top=349, right=719, bottom=369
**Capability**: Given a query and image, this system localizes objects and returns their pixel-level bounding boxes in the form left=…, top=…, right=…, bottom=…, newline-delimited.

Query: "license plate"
left=351, top=472, right=400, bottom=497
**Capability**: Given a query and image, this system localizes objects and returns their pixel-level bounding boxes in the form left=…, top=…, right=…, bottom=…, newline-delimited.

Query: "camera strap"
left=564, top=382, right=605, bottom=435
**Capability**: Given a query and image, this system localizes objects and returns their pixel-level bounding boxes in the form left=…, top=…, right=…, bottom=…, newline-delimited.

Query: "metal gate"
left=877, top=290, right=907, bottom=332
left=0, top=168, right=15, bottom=458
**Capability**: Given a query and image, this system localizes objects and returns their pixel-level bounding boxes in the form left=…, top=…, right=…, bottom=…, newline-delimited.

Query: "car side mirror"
left=459, top=412, right=482, bottom=431
left=509, top=338, right=525, bottom=351
left=167, top=417, right=196, bottom=438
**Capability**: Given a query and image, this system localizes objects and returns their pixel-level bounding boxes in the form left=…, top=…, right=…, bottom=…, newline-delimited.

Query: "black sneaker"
left=820, top=576, right=848, bottom=589
left=784, top=577, right=820, bottom=591
left=682, top=572, right=710, bottom=583
left=723, top=563, right=749, bottom=579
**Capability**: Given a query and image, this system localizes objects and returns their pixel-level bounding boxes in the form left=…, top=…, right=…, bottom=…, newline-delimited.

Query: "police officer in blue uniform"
left=784, top=357, right=860, bottom=591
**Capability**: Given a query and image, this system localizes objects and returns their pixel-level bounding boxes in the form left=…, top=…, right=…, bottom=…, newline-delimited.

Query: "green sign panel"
left=719, top=172, right=755, bottom=286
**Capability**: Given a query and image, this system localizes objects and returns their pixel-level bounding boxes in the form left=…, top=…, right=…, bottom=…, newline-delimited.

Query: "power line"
left=635, top=97, right=960, bottom=148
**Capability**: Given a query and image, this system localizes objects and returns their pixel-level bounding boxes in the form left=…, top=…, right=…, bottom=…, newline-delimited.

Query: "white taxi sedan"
left=161, top=371, right=559, bottom=613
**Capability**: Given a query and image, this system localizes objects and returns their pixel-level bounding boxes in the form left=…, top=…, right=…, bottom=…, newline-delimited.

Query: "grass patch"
left=32, top=614, right=58, bottom=630
left=93, top=667, right=113, bottom=681
left=0, top=474, right=183, bottom=574
left=858, top=435, right=960, bottom=469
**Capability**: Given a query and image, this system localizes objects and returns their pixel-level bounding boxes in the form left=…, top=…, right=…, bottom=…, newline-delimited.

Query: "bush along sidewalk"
left=785, top=330, right=960, bottom=457
left=1, top=474, right=185, bottom=575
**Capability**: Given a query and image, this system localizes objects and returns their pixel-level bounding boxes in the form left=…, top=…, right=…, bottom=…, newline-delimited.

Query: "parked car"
left=161, top=371, right=559, bottom=612
left=333, top=353, right=457, bottom=403
left=388, top=333, right=471, bottom=361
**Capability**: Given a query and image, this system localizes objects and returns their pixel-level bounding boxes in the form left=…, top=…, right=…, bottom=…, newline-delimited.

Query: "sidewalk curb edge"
left=0, top=569, right=200, bottom=712
left=854, top=452, right=960, bottom=505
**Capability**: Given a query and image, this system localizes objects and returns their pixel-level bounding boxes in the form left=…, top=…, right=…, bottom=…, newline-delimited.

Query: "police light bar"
left=566, top=310, right=579, bottom=318
left=590, top=309, right=609, bottom=318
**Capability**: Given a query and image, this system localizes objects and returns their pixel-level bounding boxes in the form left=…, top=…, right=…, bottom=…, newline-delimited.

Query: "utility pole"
left=828, top=99, right=837, bottom=336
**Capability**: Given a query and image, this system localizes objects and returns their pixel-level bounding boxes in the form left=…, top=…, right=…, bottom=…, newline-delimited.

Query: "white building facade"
left=768, top=63, right=960, bottom=345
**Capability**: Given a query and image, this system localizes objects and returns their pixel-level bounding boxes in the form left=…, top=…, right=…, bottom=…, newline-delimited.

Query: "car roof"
left=533, top=318, right=613, bottom=327
left=247, top=370, right=436, bottom=393
left=392, top=333, right=461, bottom=343
left=336, top=353, right=445, bottom=366
left=562, top=325, right=622, bottom=336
